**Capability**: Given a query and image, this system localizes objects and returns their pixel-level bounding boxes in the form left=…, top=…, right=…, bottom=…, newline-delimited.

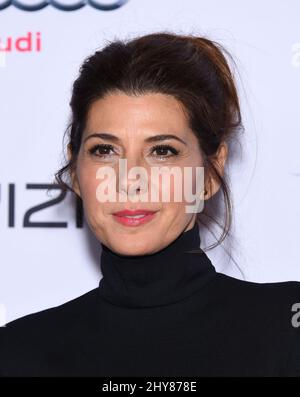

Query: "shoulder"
left=0, top=288, right=99, bottom=376
left=214, top=271, right=300, bottom=304
left=211, top=273, right=300, bottom=333
left=3, top=287, right=99, bottom=331
left=212, top=272, right=300, bottom=323
left=214, top=273, right=300, bottom=376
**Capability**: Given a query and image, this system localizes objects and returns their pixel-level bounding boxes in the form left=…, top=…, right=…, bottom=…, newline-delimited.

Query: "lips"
left=112, top=209, right=158, bottom=227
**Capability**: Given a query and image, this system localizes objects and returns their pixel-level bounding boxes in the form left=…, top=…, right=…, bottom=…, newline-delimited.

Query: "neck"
left=98, top=222, right=216, bottom=308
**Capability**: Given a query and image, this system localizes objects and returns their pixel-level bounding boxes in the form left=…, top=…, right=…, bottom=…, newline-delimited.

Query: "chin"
left=109, top=239, right=156, bottom=256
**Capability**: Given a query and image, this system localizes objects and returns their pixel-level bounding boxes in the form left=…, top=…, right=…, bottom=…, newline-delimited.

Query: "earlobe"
left=215, top=142, right=228, bottom=177
left=204, top=142, right=228, bottom=199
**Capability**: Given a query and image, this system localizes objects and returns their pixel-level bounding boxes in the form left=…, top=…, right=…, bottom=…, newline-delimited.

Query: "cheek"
left=156, top=163, right=202, bottom=213
left=77, top=163, right=100, bottom=205
left=157, top=168, right=194, bottom=204
left=153, top=170, right=186, bottom=212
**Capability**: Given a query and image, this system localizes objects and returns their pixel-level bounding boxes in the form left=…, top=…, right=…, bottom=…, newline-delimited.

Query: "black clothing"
left=1, top=222, right=300, bottom=377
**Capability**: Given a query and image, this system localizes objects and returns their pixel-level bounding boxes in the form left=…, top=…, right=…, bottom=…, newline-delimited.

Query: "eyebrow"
left=83, top=132, right=187, bottom=145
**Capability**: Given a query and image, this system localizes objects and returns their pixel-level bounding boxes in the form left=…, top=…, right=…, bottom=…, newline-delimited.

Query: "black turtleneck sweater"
left=1, top=222, right=300, bottom=377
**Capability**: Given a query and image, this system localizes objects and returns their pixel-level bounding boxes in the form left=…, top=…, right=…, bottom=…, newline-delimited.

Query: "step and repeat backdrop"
left=1, top=0, right=300, bottom=323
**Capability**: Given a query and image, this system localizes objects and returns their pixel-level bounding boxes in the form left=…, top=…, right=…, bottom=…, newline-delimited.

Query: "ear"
left=67, top=144, right=81, bottom=198
left=214, top=141, right=228, bottom=178
left=204, top=142, right=228, bottom=199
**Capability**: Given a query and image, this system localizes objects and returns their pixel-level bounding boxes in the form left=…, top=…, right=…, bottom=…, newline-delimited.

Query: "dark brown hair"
left=54, top=32, right=244, bottom=253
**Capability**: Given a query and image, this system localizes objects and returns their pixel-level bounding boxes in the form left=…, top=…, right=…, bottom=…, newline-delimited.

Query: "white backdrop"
left=1, top=0, right=300, bottom=323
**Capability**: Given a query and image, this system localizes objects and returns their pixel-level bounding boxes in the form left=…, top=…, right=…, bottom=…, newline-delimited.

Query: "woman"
left=1, top=32, right=300, bottom=377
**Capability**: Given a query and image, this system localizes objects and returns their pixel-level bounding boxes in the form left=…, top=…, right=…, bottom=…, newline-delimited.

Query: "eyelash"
left=88, top=144, right=179, bottom=160
left=88, top=144, right=115, bottom=158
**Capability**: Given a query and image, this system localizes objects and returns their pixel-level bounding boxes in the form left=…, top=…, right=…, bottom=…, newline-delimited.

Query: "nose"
left=117, top=157, right=149, bottom=198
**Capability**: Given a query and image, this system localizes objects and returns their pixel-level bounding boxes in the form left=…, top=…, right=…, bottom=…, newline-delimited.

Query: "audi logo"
left=0, top=0, right=128, bottom=11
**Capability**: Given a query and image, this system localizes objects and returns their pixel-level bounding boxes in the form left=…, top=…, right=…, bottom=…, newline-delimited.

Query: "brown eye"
left=88, top=144, right=116, bottom=157
left=151, top=144, right=179, bottom=158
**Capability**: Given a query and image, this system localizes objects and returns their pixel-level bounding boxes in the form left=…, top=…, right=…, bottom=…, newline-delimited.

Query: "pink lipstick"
left=112, top=209, right=158, bottom=227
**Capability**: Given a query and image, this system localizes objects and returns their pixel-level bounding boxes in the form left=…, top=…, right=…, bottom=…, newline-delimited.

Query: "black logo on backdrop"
left=0, top=0, right=128, bottom=11
left=1, top=183, right=83, bottom=228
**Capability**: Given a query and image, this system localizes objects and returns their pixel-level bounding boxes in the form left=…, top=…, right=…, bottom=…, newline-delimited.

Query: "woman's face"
left=70, top=92, right=218, bottom=256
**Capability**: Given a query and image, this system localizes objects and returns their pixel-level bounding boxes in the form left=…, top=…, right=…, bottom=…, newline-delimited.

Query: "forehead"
left=84, top=92, right=191, bottom=138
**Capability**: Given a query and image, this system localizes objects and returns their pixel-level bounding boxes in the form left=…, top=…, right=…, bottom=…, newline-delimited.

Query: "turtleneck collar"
left=98, top=222, right=216, bottom=308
